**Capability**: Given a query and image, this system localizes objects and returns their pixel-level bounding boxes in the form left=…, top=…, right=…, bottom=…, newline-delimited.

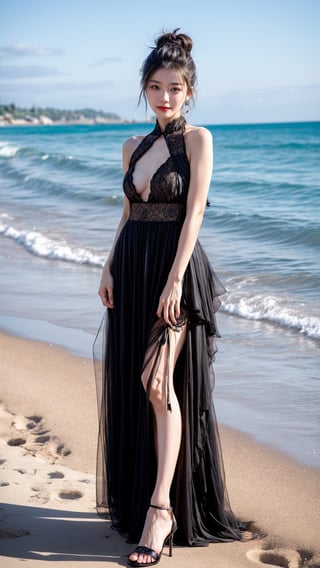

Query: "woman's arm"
left=98, top=138, right=134, bottom=308
left=98, top=196, right=130, bottom=307
left=156, top=126, right=213, bottom=325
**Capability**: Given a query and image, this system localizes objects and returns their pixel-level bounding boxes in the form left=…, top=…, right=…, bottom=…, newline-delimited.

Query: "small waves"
left=207, top=209, right=320, bottom=248
left=222, top=291, right=320, bottom=340
left=1, top=122, right=319, bottom=343
left=0, top=136, right=124, bottom=207
left=0, top=220, right=105, bottom=267
left=0, top=138, right=123, bottom=198
left=0, top=141, right=20, bottom=157
left=0, top=137, right=121, bottom=175
left=215, top=177, right=319, bottom=199
left=2, top=217, right=318, bottom=340
left=0, top=161, right=124, bottom=205
left=0, top=138, right=81, bottom=164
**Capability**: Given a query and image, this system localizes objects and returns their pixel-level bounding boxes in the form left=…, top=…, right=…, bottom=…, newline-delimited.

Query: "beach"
left=0, top=331, right=319, bottom=568
left=1, top=120, right=320, bottom=566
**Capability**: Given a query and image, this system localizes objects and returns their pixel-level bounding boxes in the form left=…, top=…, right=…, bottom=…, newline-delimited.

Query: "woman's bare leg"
left=128, top=324, right=187, bottom=564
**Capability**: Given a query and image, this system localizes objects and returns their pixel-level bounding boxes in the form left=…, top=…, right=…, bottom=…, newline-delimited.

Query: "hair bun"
left=156, top=29, right=193, bottom=54
left=140, top=28, right=197, bottom=104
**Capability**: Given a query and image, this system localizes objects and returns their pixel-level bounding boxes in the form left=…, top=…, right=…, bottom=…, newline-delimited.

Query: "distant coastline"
left=1, top=104, right=318, bottom=128
left=0, top=104, right=136, bottom=126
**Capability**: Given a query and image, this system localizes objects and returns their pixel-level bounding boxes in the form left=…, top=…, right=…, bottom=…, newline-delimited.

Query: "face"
left=146, top=67, right=191, bottom=123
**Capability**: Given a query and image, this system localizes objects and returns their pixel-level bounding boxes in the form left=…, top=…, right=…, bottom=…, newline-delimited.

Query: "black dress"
left=94, top=116, right=243, bottom=546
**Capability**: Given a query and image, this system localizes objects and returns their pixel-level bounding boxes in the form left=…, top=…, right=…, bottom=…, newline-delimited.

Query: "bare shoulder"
left=123, top=135, right=144, bottom=156
left=122, top=135, right=144, bottom=170
left=184, top=124, right=213, bottom=159
left=123, top=135, right=144, bottom=151
left=185, top=124, right=212, bottom=143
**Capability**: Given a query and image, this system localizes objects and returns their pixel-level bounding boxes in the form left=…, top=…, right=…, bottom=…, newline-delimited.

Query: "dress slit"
left=142, top=316, right=187, bottom=412
left=93, top=116, right=246, bottom=545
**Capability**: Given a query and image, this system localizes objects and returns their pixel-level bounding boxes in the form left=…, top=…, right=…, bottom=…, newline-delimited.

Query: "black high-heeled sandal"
left=127, top=504, right=177, bottom=567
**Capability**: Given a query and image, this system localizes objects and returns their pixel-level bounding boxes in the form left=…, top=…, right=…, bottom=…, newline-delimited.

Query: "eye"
left=149, top=84, right=159, bottom=90
left=171, top=87, right=182, bottom=93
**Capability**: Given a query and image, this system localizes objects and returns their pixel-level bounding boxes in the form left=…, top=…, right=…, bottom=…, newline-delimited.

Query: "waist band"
left=129, top=202, right=185, bottom=222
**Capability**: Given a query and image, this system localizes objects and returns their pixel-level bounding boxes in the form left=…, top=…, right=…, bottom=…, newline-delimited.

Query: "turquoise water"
left=0, top=121, right=319, bottom=466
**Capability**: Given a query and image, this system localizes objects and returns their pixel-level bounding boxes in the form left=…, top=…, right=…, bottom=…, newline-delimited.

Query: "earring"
left=184, top=100, right=190, bottom=114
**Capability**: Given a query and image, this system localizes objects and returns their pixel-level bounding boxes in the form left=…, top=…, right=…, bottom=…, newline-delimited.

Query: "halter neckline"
left=123, top=113, right=190, bottom=204
left=152, top=115, right=186, bottom=137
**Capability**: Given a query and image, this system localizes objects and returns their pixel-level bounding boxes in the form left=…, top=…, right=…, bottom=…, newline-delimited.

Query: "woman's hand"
left=98, top=265, right=114, bottom=308
left=156, top=277, right=182, bottom=327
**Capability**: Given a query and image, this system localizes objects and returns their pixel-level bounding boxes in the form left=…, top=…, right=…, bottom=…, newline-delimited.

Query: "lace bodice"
left=123, top=116, right=190, bottom=204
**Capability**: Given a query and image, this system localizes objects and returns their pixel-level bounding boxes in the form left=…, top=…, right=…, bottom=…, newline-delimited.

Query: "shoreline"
left=0, top=118, right=140, bottom=127
left=0, top=330, right=320, bottom=568
left=1, top=117, right=319, bottom=128
left=1, top=311, right=319, bottom=469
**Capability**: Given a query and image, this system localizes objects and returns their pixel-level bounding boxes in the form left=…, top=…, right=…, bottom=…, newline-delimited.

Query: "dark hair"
left=139, top=29, right=197, bottom=106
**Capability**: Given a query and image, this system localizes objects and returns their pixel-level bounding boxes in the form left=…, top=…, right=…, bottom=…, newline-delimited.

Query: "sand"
left=0, top=332, right=319, bottom=568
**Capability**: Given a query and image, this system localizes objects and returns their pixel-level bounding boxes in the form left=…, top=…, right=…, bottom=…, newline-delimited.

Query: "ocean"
left=0, top=120, right=319, bottom=467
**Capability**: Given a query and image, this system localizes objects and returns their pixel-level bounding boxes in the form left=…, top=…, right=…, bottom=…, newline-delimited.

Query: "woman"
left=94, top=29, right=244, bottom=567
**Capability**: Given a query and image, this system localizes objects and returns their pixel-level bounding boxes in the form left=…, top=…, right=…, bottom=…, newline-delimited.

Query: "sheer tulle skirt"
left=93, top=219, right=243, bottom=545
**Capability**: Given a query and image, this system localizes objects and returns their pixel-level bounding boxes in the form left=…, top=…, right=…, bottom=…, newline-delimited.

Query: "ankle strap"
left=150, top=503, right=172, bottom=512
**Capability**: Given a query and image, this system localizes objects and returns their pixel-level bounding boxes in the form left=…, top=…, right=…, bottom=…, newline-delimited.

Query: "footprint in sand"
left=26, top=415, right=42, bottom=424
left=48, top=471, right=65, bottom=479
left=56, top=444, right=71, bottom=457
left=247, top=547, right=302, bottom=568
left=58, top=490, right=83, bottom=500
left=2, top=406, right=88, bottom=506
left=8, top=412, right=72, bottom=464
left=7, top=438, right=26, bottom=447
left=34, top=435, right=51, bottom=444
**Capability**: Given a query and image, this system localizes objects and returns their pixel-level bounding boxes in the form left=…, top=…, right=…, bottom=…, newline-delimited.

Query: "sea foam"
left=0, top=141, right=20, bottom=157
left=222, top=292, right=320, bottom=340
left=0, top=221, right=105, bottom=267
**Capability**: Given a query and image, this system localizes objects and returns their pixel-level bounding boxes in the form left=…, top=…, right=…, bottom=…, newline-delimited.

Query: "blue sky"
left=1, top=0, right=319, bottom=124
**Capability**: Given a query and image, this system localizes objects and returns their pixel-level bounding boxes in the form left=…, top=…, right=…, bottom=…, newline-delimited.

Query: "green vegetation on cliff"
left=0, top=103, right=121, bottom=122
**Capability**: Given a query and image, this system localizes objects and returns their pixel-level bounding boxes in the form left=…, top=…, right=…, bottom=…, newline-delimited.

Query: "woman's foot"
left=128, top=505, right=175, bottom=565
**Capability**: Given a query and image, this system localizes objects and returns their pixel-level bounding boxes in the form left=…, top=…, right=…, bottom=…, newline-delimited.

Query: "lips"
left=157, top=106, right=171, bottom=111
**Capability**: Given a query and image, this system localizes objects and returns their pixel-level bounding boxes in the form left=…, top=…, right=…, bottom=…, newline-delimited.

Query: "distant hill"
left=0, top=104, right=124, bottom=125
